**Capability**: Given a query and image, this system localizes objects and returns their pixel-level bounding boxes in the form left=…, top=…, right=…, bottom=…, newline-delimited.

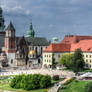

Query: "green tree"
left=71, top=49, right=85, bottom=73
left=85, top=82, right=92, bottom=92
left=51, top=53, right=56, bottom=69
left=59, top=53, right=73, bottom=68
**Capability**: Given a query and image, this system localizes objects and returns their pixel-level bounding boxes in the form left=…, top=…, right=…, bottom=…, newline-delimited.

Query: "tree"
left=59, top=53, right=73, bottom=68
left=71, top=49, right=85, bottom=73
left=85, top=82, right=92, bottom=92
left=51, top=54, right=56, bottom=69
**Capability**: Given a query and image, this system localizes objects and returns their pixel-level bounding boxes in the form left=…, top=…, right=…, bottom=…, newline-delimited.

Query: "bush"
left=53, top=75, right=59, bottom=81
left=85, top=82, right=92, bottom=92
left=10, top=74, right=52, bottom=90
left=40, top=75, right=51, bottom=88
left=10, top=75, right=24, bottom=89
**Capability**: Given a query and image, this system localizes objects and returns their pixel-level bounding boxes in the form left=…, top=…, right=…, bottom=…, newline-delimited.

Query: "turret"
left=26, top=20, right=35, bottom=37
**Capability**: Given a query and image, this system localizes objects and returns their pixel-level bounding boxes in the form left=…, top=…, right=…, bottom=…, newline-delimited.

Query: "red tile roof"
left=44, top=36, right=92, bottom=53
left=43, top=43, right=71, bottom=52
left=71, top=40, right=92, bottom=52
left=61, top=35, right=92, bottom=44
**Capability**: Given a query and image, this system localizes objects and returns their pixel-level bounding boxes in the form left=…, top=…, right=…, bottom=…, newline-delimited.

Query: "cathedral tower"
left=5, top=21, right=16, bottom=66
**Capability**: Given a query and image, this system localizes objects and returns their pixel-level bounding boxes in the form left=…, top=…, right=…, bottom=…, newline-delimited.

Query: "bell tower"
left=5, top=21, right=16, bottom=66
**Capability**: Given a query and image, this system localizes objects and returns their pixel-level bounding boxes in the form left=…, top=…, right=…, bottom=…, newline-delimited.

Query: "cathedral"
left=0, top=7, right=49, bottom=68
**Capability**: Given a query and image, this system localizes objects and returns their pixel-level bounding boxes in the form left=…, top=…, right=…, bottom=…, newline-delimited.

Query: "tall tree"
left=71, top=49, right=85, bottom=73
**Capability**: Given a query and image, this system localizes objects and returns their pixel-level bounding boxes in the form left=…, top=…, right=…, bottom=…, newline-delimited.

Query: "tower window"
left=11, top=59, right=13, bottom=64
left=0, top=23, right=1, bottom=27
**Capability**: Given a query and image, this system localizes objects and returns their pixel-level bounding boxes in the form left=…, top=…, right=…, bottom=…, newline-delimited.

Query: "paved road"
left=48, top=79, right=67, bottom=92
left=0, top=69, right=75, bottom=78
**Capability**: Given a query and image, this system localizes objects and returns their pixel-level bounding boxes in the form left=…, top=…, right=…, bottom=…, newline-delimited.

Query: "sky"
left=0, top=0, right=92, bottom=41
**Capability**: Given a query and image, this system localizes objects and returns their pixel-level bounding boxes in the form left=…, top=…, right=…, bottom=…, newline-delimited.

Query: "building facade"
left=43, top=35, right=92, bottom=69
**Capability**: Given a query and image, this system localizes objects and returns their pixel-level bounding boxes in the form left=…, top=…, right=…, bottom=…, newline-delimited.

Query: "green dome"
left=26, top=22, right=35, bottom=37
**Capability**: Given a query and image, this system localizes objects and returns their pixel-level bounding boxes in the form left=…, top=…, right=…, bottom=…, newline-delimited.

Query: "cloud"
left=0, top=0, right=92, bottom=40
left=0, top=0, right=31, bottom=15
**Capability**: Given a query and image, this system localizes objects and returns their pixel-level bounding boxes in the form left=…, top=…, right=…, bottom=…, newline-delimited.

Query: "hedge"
left=10, top=74, right=51, bottom=90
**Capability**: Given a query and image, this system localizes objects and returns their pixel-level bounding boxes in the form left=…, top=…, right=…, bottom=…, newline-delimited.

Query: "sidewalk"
left=48, top=79, right=67, bottom=92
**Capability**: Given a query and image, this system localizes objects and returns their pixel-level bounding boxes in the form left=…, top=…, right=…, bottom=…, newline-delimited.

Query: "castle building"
left=0, top=7, right=50, bottom=67
left=43, top=35, right=92, bottom=69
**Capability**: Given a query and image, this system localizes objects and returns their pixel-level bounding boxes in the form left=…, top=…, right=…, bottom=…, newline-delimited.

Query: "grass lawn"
left=0, top=83, right=46, bottom=92
left=60, top=80, right=91, bottom=92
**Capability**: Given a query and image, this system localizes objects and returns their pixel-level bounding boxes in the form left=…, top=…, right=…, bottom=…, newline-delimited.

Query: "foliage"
left=59, top=53, right=74, bottom=68
left=85, top=82, right=92, bottom=92
left=51, top=53, right=56, bottom=69
left=40, top=75, right=51, bottom=88
left=53, top=75, right=59, bottom=81
left=71, top=49, right=85, bottom=73
left=59, top=49, right=85, bottom=73
left=10, top=74, right=51, bottom=90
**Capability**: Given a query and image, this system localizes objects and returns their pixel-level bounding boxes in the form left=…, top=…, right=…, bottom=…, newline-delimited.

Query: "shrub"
left=53, top=75, right=59, bottom=81
left=40, top=75, right=51, bottom=88
left=10, top=74, right=52, bottom=90
left=10, top=75, right=24, bottom=89
left=85, top=82, right=92, bottom=92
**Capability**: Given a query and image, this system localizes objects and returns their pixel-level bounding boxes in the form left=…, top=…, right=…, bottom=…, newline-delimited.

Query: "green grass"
left=61, top=80, right=91, bottom=92
left=0, top=83, right=46, bottom=92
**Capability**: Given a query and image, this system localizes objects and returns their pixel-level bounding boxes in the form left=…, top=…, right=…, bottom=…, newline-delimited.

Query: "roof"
left=44, top=39, right=92, bottom=53
left=43, top=43, right=71, bottom=52
left=61, top=35, right=92, bottom=44
left=71, top=40, right=92, bottom=52
left=6, top=21, right=15, bottom=31
left=25, top=37, right=50, bottom=46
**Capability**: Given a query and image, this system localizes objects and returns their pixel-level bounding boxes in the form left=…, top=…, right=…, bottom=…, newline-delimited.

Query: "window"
left=32, top=46, right=34, bottom=50
left=11, top=59, right=13, bottom=64
left=90, top=60, right=92, bottom=63
left=20, top=55, right=22, bottom=58
left=86, top=59, right=88, bottom=62
left=30, top=47, right=31, bottom=50
left=90, top=55, right=91, bottom=58
left=86, top=55, right=88, bottom=58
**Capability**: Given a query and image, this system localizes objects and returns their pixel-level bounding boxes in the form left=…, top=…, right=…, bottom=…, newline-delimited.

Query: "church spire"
left=26, top=19, right=35, bottom=37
